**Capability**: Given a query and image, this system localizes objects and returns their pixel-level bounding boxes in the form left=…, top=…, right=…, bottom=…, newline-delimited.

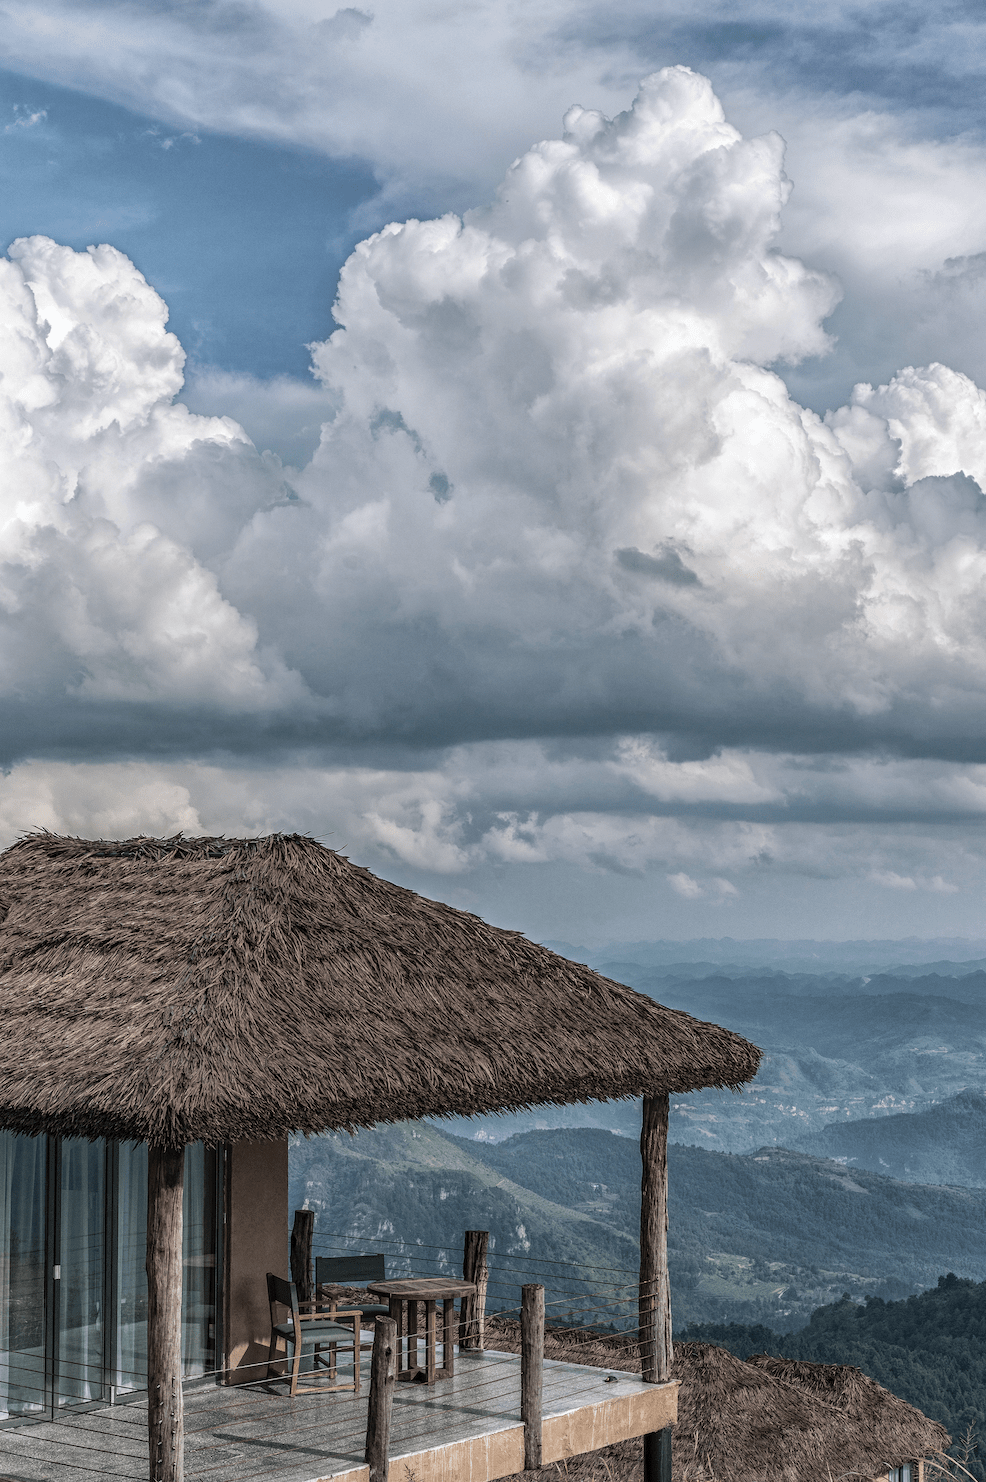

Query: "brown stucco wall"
left=223, top=1139, right=289, bottom=1382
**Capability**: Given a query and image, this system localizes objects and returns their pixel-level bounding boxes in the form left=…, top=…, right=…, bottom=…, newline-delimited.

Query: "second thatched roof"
left=0, top=832, right=760, bottom=1147
left=678, top=1345, right=949, bottom=1482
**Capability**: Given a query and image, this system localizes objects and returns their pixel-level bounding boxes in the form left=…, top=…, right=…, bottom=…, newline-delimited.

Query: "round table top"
left=366, top=1277, right=478, bottom=1299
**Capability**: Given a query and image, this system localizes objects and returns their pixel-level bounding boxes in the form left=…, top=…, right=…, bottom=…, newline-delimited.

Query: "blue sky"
left=4, top=2, right=986, bottom=941
left=0, top=67, right=376, bottom=378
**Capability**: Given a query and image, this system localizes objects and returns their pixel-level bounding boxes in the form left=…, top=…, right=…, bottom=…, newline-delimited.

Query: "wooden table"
left=366, top=1278, right=477, bottom=1383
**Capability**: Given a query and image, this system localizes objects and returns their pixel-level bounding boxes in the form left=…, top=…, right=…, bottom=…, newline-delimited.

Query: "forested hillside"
left=683, top=1275, right=986, bottom=1479
left=796, top=1089, right=986, bottom=1185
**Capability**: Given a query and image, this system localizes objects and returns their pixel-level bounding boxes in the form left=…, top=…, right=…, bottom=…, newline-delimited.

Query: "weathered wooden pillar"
left=290, top=1209, right=315, bottom=1305
left=147, top=1145, right=185, bottom=1482
left=521, top=1283, right=545, bottom=1471
left=644, top=1425, right=673, bottom=1482
left=461, top=1229, right=489, bottom=1350
left=365, top=1316, right=397, bottom=1482
left=640, top=1093, right=673, bottom=1482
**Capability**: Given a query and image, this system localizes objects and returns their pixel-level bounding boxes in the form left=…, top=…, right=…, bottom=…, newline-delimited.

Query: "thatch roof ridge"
left=0, top=832, right=760, bottom=1146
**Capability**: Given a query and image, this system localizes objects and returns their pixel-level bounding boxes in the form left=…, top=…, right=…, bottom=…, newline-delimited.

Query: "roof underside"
left=0, top=833, right=761, bottom=1146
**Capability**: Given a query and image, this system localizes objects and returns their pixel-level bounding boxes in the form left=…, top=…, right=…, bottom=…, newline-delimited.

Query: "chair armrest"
left=296, top=1308, right=363, bottom=1322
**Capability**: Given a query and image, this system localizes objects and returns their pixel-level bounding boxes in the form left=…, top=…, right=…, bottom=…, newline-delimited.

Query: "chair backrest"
left=315, top=1254, right=385, bottom=1288
left=267, top=1272, right=301, bottom=1326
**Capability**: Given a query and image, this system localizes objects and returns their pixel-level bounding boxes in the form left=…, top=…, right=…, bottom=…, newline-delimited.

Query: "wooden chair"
left=266, top=1273, right=361, bottom=1397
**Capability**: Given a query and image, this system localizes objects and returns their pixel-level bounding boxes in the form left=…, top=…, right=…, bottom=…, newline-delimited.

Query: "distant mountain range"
left=544, top=937, right=986, bottom=975
left=289, top=1121, right=986, bottom=1333
left=642, top=969, right=986, bottom=1154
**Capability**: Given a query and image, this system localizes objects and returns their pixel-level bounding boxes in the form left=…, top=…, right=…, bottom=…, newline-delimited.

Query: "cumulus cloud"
left=8, top=0, right=986, bottom=423
left=668, top=872, right=703, bottom=898
left=0, top=235, right=306, bottom=725
left=6, top=68, right=986, bottom=915
left=214, top=70, right=986, bottom=760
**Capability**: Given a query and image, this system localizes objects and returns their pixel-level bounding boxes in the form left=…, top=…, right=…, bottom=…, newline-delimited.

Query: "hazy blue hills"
left=595, top=967, right=986, bottom=1153
left=796, top=1090, right=986, bottom=1186
left=288, top=1121, right=986, bottom=1333
left=864, top=971, right=986, bottom=1002
left=547, top=937, right=986, bottom=975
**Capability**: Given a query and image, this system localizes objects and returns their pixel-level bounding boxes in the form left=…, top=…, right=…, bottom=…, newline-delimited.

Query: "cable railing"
left=0, top=1226, right=663, bottom=1482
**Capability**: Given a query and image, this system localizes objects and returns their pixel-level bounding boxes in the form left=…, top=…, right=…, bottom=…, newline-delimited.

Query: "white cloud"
left=5, top=71, right=986, bottom=759
left=668, top=872, right=703, bottom=898
left=179, top=367, right=338, bottom=469
left=208, top=70, right=986, bottom=753
left=0, top=235, right=306, bottom=712
left=0, top=0, right=629, bottom=201
left=4, top=106, right=46, bottom=133
left=870, top=871, right=918, bottom=891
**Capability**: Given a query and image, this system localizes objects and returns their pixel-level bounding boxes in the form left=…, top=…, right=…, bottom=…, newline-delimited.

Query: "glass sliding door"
left=114, top=1143, right=219, bottom=1392
left=0, top=1134, right=221, bottom=1423
left=57, top=1139, right=106, bottom=1406
left=0, top=1133, right=46, bottom=1419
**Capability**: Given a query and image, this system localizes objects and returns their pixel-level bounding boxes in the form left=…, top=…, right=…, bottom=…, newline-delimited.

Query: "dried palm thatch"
left=0, top=832, right=760, bottom=1147
left=744, top=1355, right=950, bottom=1478
left=486, top=1323, right=949, bottom=1482
left=677, top=1345, right=948, bottom=1482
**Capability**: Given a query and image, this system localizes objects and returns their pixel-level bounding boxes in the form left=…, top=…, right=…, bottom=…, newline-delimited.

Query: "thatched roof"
left=0, top=832, right=760, bottom=1146
left=743, top=1354, right=950, bottom=1477
left=675, top=1345, right=949, bottom=1482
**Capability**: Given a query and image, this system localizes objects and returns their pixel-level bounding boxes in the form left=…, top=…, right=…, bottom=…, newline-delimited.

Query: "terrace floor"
left=0, top=1347, right=677, bottom=1482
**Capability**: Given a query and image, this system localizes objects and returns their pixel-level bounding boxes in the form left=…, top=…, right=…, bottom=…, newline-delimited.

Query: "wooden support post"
left=640, top=1093, right=673, bottom=1482
left=521, top=1283, right=545, bottom=1472
left=365, top=1316, right=397, bottom=1482
left=147, top=1145, right=185, bottom=1482
left=644, top=1426, right=673, bottom=1482
left=461, top=1229, right=489, bottom=1351
left=290, top=1209, right=315, bottom=1305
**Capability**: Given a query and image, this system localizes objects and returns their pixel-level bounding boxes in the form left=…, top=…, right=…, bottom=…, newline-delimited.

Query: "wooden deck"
left=0, top=1347, right=678, bottom=1482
